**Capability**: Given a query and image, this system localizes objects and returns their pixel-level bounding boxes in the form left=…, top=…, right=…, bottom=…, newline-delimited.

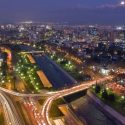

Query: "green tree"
left=102, top=89, right=108, bottom=100
left=95, top=85, right=101, bottom=93
left=108, top=94, right=115, bottom=102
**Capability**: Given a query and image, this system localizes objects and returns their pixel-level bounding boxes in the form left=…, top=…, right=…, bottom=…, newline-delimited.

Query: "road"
left=53, top=119, right=65, bottom=125
left=0, top=92, right=25, bottom=125
left=58, top=105, right=83, bottom=125
left=13, top=73, right=46, bottom=125
left=0, top=74, right=113, bottom=99
left=3, top=46, right=44, bottom=125
left=14, top=73, right=34, bottom=125
left=0, top=86, right=54, bottom=97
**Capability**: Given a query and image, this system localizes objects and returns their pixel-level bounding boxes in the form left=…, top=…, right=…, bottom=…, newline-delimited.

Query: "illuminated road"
left=0, top=92, right=25, bottom=125
left=0, top=75, right=113, bottom=99
left=15, top=74, right=46, bottom=125
left=59, top=105, right=83, bottom=125
left=21, top=51, right=44, bottom=54
left=0, top=87, right=54, bottom=97
left=53, top=119, right=65, bottom=125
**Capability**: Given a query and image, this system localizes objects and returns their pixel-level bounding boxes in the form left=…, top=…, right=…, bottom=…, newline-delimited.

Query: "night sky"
left=0, top=0, right=124, bottom=25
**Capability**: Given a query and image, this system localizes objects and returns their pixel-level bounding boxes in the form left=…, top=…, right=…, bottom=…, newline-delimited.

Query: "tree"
left=102, top=89, right=108, bottom=100
left=75, top=68, right=78, bottom=73
left=121, top=102, right=125, bottom=109
left=95, top=85, right=101, bottom=93
left=108, top=94, right=115, bottom=102
left=2, top=52, right=8, bottom=62
left=60, top=59, right=68, bottom=65
left=1, top=61, right=8, bottom=79
left=60, top=61, right=66, bottom=65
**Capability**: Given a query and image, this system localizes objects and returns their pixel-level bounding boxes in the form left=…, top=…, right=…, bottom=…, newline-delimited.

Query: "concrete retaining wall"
left=87, top=90, right=125, bottom=125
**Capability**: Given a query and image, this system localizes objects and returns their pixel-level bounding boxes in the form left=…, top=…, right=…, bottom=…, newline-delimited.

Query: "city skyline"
left=0, top=0, right=125, bottom=25
left=1, top=10, right=125, bottom=124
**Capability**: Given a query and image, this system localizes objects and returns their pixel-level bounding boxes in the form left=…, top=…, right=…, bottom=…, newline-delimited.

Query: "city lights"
left=1, top=7, right=125, bottom=125
left=116, top=27, right=122, bottom=30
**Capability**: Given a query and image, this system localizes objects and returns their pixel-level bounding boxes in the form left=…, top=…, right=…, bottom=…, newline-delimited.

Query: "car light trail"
left=0, top=68, right=123, bottom=125
left=0, top=93, right=24, bottom=125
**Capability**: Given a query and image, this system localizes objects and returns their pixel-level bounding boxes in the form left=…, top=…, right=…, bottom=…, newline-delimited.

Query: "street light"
left=2, top=80, right=5, bottom=83
left=106, top=88, right=109, bottom=90
left=121, top=96, right=124, bottom=99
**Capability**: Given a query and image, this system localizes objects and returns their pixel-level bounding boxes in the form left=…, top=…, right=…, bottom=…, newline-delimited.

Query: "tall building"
left=29, top=31, right=39, bottom=42
left=110, top=31, right=114, bottom=42
left=124, top=30, right=125, bottom=40
left=66, top=34, right=73, bottom=41
left=91, top=28, right=98, bottom=35
left=31, top=26, right=37, bottom=31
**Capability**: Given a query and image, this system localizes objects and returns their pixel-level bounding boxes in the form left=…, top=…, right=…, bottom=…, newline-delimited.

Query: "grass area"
left=90, top=87, right=125, bottom=117
left=16, top=101, right=28, bottom=125
left=0, top=113, right=5, bottom=125
left=69, top=72, right=83, bottom=81
left=24, top=76, right=38, bottom=93
left=46, top=51, right=84, bottom=82
left=38, top=99, right=46, bottom=105
left=55, top=61, right=83, bottom=81
left=49, top=98, right=65, bottom=118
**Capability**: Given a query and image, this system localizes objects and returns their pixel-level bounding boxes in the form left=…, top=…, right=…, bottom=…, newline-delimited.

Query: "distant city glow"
left=116, top=27, right=122, bottom=30
left=21, top=21, right=33, bottom=24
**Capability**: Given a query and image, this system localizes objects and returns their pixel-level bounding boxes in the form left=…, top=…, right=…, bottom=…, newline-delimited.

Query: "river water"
left=70, top=96, right=118, bottom=125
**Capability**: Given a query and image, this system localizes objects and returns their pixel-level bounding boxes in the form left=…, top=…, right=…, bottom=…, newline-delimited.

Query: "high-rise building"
left=91, top=28, right=98, bottom=35
left=110, top=31, right=114, bottom=42
left=123, top=30, right=125, bottom=40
